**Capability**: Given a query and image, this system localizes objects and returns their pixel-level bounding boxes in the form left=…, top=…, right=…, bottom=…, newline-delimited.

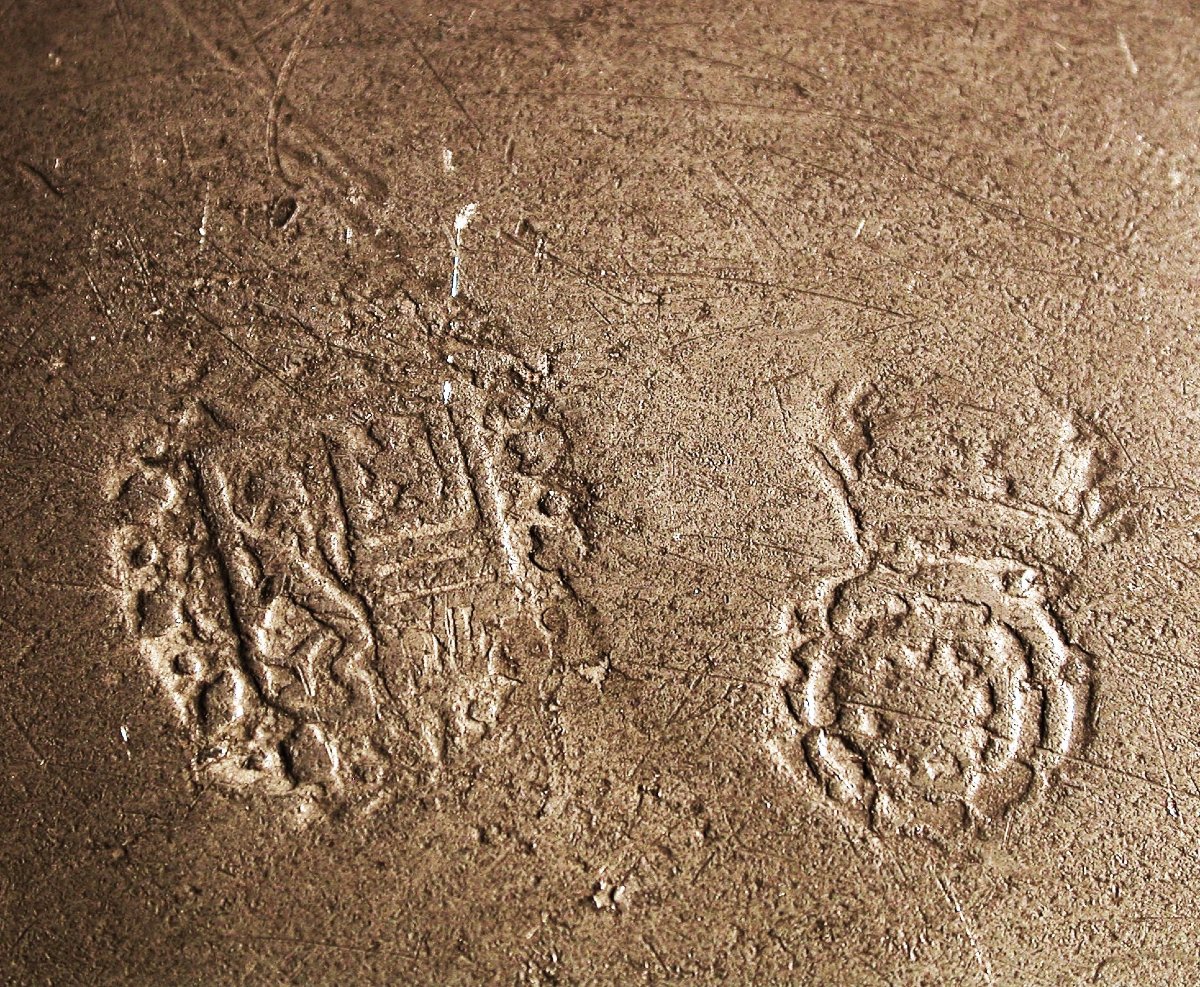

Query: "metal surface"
left=2, top=2, right=1198, bottom=983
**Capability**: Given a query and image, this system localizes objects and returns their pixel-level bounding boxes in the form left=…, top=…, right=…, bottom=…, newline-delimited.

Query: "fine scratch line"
left=267, top=0, right=322, bottom=185
left=937, top=874, right=995, bottom=987
left=451, top=202, right=478, bottom=298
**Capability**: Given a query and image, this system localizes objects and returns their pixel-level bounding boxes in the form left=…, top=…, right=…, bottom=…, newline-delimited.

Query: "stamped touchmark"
left=774, top=548, right=1091, bottom=839
left=106, top=349, right=592, bottom=815
left=769, top=377, right=1106, bottom=840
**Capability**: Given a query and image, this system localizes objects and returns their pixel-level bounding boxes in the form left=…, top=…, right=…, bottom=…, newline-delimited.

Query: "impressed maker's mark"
left=770, top=379, right=1102, bottom=839
left=108, top=366, right=590, bottom=811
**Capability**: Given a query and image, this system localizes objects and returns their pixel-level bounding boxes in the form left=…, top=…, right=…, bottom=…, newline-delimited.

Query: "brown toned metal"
left=2, top=2, right=1198, bottom=983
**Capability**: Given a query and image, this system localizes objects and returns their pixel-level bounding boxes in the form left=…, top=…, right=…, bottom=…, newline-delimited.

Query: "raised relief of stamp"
left=771, top=378, right=1109, bottom=840
left=106, top=352, right=591, bottom=813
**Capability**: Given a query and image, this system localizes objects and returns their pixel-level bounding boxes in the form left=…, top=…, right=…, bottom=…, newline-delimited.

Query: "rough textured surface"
left=3, top=1, right=1199, bottom=983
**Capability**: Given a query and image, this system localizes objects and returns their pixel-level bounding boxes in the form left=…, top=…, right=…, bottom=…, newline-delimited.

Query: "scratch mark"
left=206, top=931, right=416, bottom=959
left=158, top=0, right=387, bottom=199
left=14, top=159, right=63, bottom=199
left=1117, top=30, right=1139, bottom=77
left=187, top=301, right=302, bottom=399
left=8, top=712, right=90, bottom=809
left=498, top=229, right=638, bottom=306
left=1043, top=746, right=1200, bottom=803
left=220, top=0, right=274, bottom=82
left=710, top=160, right=780, bottom=254
left=199, top=181, right=210, bottom=248
left=9, top=712, right=47, bottom=767
left=650, top=268, right=914, bottom=320
left=849, top=124, right=1130, bottom=261
left=640, top=934, right=670, bottom=975
left=267, top=0, right=321, bottom=185
left=251, top=0, right=311, bottom=41
left=84, top=268, right=116, bottom=325
left=451, top=202, right=478, bottom=298
left=406, top=33, right=484, bottom=139
left=155, top=0, right=255, bottom=79
left=111, top=0, right=132, bottom=45
left=1146, top=703, right=1182, bottom=823
left=937, top=874, right=994, bottom=986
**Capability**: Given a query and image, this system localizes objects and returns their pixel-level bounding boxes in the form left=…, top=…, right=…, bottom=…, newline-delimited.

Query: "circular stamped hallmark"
left=778, top=546, right=1091, bottom=839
